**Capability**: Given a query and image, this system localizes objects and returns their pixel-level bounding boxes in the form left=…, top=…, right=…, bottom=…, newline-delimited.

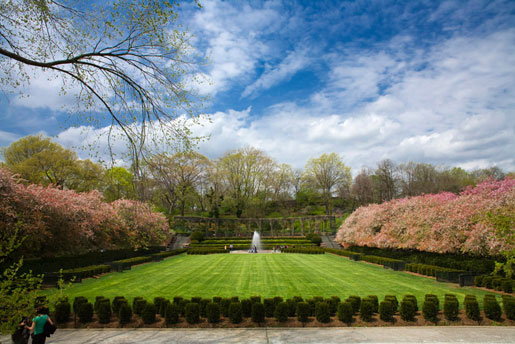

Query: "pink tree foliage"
left=0, top=168, right=170, bottom=257
left=336, top=178, right=515, bottom=256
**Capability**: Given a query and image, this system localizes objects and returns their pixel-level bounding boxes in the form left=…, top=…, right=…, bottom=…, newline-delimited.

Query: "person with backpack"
left=24, top=306, right=54, bottom=344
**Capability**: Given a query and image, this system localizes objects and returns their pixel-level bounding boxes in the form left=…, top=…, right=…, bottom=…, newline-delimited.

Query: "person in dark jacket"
left=24, top=307, right=54, bottom=344
left=11, top=317, right=31, bottom=344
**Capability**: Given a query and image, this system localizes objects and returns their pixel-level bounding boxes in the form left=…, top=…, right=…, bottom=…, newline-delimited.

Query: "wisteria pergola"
left=174, top=215, right=336, bottom=237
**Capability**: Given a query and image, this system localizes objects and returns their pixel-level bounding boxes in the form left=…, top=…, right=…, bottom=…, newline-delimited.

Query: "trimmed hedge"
left=165, top=303, right=180, bottom=325
left=142, top=303, right=156, bottom=324
left=206, top=302, right=220, bottom=324
left=119, top=302, right=132, bottom=325
left=54, top=300, right=71, bottom=324
left=422, top=299, right=438, bottom=323
left=444, top=294, right=459, bottom=321
left=185, top=303, right=200, bottom=324
left=78, top=302, right=93, bottom=323
left=406, top=263, right=464, bottom=279
left=281, top=247, right=325, bottom=254
left=252, top=302, right=265, bottom=324
left=229, top=302, right=243, bottom=324
left=274, top=302, right=289, bottom=322
left=59, top=264, right=111, bottom=280
left=483, top=295, right=501, bottom=321
left=296, top=302, right=310, bottom=323
left=337, top=302, right=353, bottom=324
left=111, top=256, right=152, bottom=271
left=359, top=300, right=374, bottom=322
left=97, top=301, right=112, bottom=324
left=400, top=299, right=416, bottom=322
left=187, top=248, right=230, bottom=255
left=465, top=295, right=480, bottom=322
left=379, top=301, right=394, bottom=322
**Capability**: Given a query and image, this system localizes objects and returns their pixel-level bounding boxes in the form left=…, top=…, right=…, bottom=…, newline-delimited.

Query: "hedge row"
left=475, top=275, right=514, bottom=293
left=151, top=249, right=187, bottom=259
left=187, top=248, right=230, bottom=255
left=189, top=244, right=314, bottom=250
left=202, top=239, right=311, bottom=244
left=281, top=248, right=325, bottom=254
left=59, top=264, right=111, bottom=280
left=406, top=263, right=464, bottom=278
left=360, top=255, right=404, bottom=267
left=13, top=246, right=166, bottom=274
left=347, top=245, right=497, bottom=274
left=58, top=294, right=515, bottom=326
left=202, top=236, right=307, bottom=241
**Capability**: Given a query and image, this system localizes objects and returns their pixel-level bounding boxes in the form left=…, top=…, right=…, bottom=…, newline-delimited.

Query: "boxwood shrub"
left=221, top=298, right=232, bottom=317
left=399, top=299, right=416, bottom=322
left=359, top=300, right=374, bottom=322
left=73, top=296, right=88, bottom=314
left=119, top=302, right=132, bottom=326
left=365, top=295, right=378, bottom=313
left=241, top=299, right=252, bottom=318
left=274, top=302, right=289, bottom=322
left=112, top=296, right=127, bottom=315
left=286, top=299, right=297, bottom=317
left=384, top=295, right=398, bottom=313
left=281, top=247, right=324, bottom=254
left=229, top=302, right=243, bottom=324
left=502, top=296, right=515, bottom=320
left=264, top=298, right=275, bottom=318
left=97, top=301, right=112, bottom=324
left=78, top=302, right=93, bottom=323
left=444, top=294, right=459, bottom=321
left=483, top=295, right=501, bottom=321
left=252, top=302, right=265, bottom=325
left=54, top=300, right=71, bottom=324
left=187, top=248, right=229, bottom=255
left=206, top=302, right=220, bottom=324
left=250, top=296, right=261, bottom=304
left=422, top=299, right=438, bottom=323
left=424, top=294, right=439, bottom=309
left=200, top=299, right=211, bottom=318
left=185, top=302, right=200, bottom=324
left=142, top=303, right=156, bottom=324
left=402, top=295, right=418, bottom=312
left=464, top=295, right=481, bottom=322
left=160, top=300, right=171, bottom=317
left=296, top=302, right=310, bottom=324
left=165, top=303, right=180, bottom=325
left=315, top=302, right=331, bottom=323
left=133, top=299, right=147, bottom=316
left=337, top=302, right=353, bottom=324
left=379, top=301, right=394, bottom=322
left=345, top=296, right=361, bottom=314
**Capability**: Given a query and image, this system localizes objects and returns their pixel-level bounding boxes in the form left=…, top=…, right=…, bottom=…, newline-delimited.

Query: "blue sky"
left=1, top=0, right=514, bottom=172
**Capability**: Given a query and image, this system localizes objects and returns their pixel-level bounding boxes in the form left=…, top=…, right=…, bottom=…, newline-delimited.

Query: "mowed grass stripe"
left=54, top=253, right=501, bottom=307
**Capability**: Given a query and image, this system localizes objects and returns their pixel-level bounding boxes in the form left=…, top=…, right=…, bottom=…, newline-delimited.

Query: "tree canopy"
left=0, top=0, right=205, bottom=164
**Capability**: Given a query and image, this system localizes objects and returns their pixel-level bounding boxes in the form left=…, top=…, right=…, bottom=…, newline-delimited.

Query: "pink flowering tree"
left=336, top=178, right=515, bottom=258
left=0, top=167, right=171, bottom=257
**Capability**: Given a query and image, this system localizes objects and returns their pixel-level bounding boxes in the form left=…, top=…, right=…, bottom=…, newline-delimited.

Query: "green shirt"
left=32, top=314, right=48, bottom=335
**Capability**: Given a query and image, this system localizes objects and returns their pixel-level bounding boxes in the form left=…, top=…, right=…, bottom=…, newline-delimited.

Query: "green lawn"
left=54, top=253, right=500, bottom=307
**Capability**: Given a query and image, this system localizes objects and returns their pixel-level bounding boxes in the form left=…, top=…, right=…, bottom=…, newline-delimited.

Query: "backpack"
left=44, top=321, right=57, bottom=337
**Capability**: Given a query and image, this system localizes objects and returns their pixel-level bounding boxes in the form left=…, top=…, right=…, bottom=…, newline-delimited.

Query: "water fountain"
left=250, top=231, right=262, bottom=253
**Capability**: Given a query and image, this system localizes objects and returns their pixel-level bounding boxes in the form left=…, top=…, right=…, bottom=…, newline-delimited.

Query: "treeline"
left=1, top=135, right=512, bottom=219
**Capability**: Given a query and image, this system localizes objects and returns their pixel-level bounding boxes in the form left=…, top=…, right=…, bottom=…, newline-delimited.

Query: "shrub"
left=200, top=299, right=211, bottom=318
left=306, top=299, right=316, bottom=316
left=402, top=295, right=418, bottom=311
left=346, top=296, right=361, bottom=314
left=94, top=296, right=107, bottom=313
left=474, top=275, right=484, bottom=287
left=286, top=299, right=297, bottom=317
left=400, top=300, right=416, bottom=322
left=142, top=303, right=156, bottom=324
left=119, top=302, right=132, bottom=326
left=154, top=297, right=166, bottom=312
left=384, top=295, right=398, bottom=313
left=78, top=302, right=93, bottom=323
left=337, top=302, right=353, bottom=324
left=444, top=299, right=459, bottom=321
left=165, top=303, right=180, bottom=325
left=359, top=300, right=374, bottom=322
left=379, top=301, right=394, bottom=322
left=185, top=303, right=200, bottom=324
left=112, top=296, right=127, bottom=315
left=179, top=299, right=189, bottom=317
left=483, top=296, right=501, bottom=321
left=173, top=296, right=184, bottom=304
left=97, top=301, right=112, bottom=324
left=502, top=280, right=513, bottom=293
left=229, top=302, right=243, bottom=324
left=424, top=294, right=439, bottom=309
left=133, top=299, right=147, bottom=316
left=240, top=299, right=252, bottom=318
left=464, top=295, right=481, bottom=322
left=221, top=298, right=232, bottom=317
left=264, top=298, right=275, bottom=318
left=422, top=300, right=438, bottom=323
left=310, top=234, right=322, bottom=246
left=503, top=297, right=515, bottom=320
left=73, top=296, right=88, bottom=314
left=54, top=300, right=71, bottom=324
left=296, top=302, right=310, bottom=324
left=483, top=276, right=493, bottom=289
left=327, top=296, right=340, bottom=316
left=206, top=302, right=220, bottom=324
left=190, top=231, right=205, bottom=242
left=160, top=300, right=170, bottom=317
left=274, top=302, right=289, bottom=322
left=250, top=296, right=261, bottom=304
left=251, top=303, right=265, bottom=325
left=315, top=302, right=331, bottom=323
left=365, top=295, right=378, bottom=313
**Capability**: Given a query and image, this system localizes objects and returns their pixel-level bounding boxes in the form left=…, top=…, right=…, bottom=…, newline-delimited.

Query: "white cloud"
left=190, top=0, right=283, bottom=96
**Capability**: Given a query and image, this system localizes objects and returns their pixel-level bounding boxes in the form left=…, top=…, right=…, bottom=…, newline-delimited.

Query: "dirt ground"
left=58, top=310, right=514, bottom=329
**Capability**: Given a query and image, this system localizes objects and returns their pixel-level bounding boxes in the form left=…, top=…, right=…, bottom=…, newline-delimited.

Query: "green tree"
left=103, top=167, right=135, bottom=202
left=2, top=135, right=105, bottom=191
left=0, top=0, right=204, bottom=165
left=303, top=153, right=351, bottom=215
left=0, top=224, right=43, bottom=335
